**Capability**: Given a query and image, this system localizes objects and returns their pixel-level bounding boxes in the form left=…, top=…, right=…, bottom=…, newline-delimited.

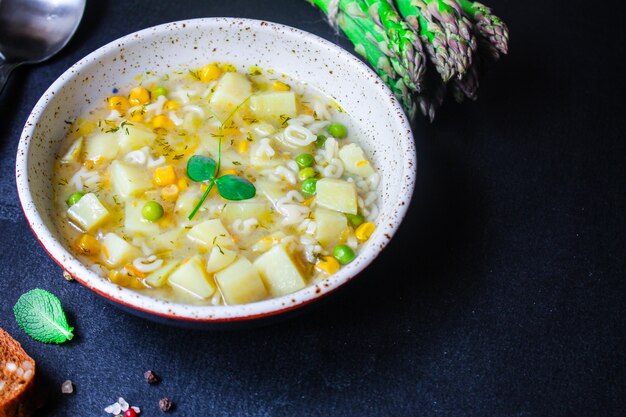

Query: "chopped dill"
left=279, top=114, right=291, bottom=127
left=188, top=70, right=200, bottom=80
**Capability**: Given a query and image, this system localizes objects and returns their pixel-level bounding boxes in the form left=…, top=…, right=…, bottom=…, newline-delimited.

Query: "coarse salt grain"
left=104, top=403, right=121, bottom=415
left=118, top=397, right=129, bottom=411
left=5, top=362, right=16, bottom=372
left=61, top=380, right=73, bottom=394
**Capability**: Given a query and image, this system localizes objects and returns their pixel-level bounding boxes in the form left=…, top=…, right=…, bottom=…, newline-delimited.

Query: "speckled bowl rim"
left=16, top=17, right=416, bottom=323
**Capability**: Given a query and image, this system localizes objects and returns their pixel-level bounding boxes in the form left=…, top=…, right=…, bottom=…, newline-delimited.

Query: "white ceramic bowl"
left=16, top=18, right=415, bottom=327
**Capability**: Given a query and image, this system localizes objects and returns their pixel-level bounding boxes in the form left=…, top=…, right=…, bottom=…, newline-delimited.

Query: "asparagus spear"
left=406, top=0, right=475, bottom=79
left=457, top=0, right=509, bottom=55
left=426, top=0, right=477, bottom=76
left=395, top=0, right=455, bottom=82
left=361, top=0, right=427, bottom=91
left=336, top=10, right=418, bottom=118
left=309, top=0, right=423, bottom=93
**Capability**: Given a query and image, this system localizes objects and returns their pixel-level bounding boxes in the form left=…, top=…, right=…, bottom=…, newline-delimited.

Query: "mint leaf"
left=13, top=289, right=74, bottom=344
left=187, top=155, right=217, bottom=182
left=215, top=175, right=256, bottom=200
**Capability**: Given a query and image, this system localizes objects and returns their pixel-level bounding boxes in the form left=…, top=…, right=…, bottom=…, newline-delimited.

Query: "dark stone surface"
left=0, top=1, right=624, bottom=416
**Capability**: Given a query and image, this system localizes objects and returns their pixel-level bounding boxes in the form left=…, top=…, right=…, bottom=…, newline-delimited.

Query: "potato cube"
left=145, top=260, right=178, bottom=287
left=250, top=91, right=297, bottom=121
left=338, top=143, right=375, bottom=178
left=209, top=72, right=252, bottom=117
left=60, top=137, right=83, bottom=164
left=315, top=208, right=348, bottom=248
left=215, top=257, right=267, bottom=305
left=109, top=160, right=152, bottom=199
left=118, top=124, right=157, bottom=153
left=149, top=228, right=185, bottom=251
left=253, top=245, right=306, bottom=297
left=187, top=219, right=235, bottom=249
left=84, top=132, right=119, bottom=162
left=316, top=178, right=358, bottom=214
left=256, top=179, right=286, bottom=207
left=174, top=189, right=201, bottom=220
left=101, top=232, right=141, bottom=267
left=67, top=193, right=110, bottom=231
left=206, top=246, right=238, bottom=273
left=221, top=201, right=269, bottom=225
left=124, top=199, right=160, bottom=235
left=168, top=255, right=215, bottom=299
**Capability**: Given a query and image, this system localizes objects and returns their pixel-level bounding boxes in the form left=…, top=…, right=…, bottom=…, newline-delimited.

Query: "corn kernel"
left=109, top=270, right=132, bottom=286
left=107, top=96, right=130, bottom=113
left=220, top=169, right=238, bottom=176
left=236, top=139, right=249, bottom=154
left=161, top=184, right=179, bottom=201
left=128, top=87, right=150, bottom=106
left=177, top=178, right=188, bottom=191
left=221, top=127, right=241, bottom=136
left=129, top=109, right=145, bottom=122
left=152, top=115, right=174, bottom=129
left=199, top=64, right=222, bottom=83
left=75, top=120, right=96, bottom=136
left=272, top=81, right=291, bottom=91
left=315, top=256, right=340, bottom=275
left=153, top=165, right=177, bottom=186
left=355, top=222, right=375, bottom=241
left=73, top=234, right=100, bottom=256
left=163, top=100, right=180, bottom=111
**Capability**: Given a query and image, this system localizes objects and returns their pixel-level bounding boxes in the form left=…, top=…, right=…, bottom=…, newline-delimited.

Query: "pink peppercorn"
left=125, top=409, right=138, bottom=417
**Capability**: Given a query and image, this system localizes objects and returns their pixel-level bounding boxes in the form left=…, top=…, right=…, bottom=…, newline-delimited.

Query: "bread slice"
left=0, top=327, right=42, bottom=417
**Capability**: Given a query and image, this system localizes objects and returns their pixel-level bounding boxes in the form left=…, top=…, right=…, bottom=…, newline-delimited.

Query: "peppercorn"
left=159, top=398, right=173, bottom=412
left=144, top=370, right=159, bottom=384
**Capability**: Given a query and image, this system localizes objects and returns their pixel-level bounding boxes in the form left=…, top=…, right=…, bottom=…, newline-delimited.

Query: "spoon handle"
left=0, top=62, right=17, bottom=95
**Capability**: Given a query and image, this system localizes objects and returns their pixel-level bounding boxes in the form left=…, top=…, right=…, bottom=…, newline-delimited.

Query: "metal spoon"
left=0, top=0, right=86, bottom=93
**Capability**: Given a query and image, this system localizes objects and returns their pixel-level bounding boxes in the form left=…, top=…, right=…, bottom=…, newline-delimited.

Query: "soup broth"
left=53, top=63, right=380, bottom=305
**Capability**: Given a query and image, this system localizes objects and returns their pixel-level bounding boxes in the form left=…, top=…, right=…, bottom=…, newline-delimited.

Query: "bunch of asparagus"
left=307, top=0, right=509, bottom=121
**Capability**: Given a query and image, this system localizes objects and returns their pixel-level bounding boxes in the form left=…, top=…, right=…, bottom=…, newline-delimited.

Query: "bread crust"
left=0, top=328, right=44, bottom=417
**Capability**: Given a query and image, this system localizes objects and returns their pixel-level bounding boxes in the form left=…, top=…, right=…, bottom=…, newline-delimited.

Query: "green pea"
left=298, top=167, right=316, bottom=181
left=295, top=153, right=315, bottom=169
left=66, top=192, right=84, bottom=206
left=153, top=86, right=168, bottom=98
left=142, top=201, right=164, bottom=222
left=315, top=134, right=327, bottom=149
left=301, top=178, right=318, bottom=195
left=327, top=123, right=348, bottom=139
left=346, top=213, right=365, bottom=227
left=333, top=245, right=355, bottom=265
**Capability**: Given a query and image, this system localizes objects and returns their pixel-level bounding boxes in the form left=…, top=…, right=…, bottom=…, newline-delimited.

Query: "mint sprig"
left=13, top=289, right=74, bottom=344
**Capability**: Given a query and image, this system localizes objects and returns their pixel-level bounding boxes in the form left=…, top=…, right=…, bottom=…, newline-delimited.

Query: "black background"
left=0, top=1, right=624, bottom=416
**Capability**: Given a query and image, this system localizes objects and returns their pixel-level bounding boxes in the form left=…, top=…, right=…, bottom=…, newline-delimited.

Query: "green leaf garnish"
left=13, top=289, right=74, bottom=344
left=187, top=94, right=256, bottom=220
left=215, top=175, right=256, bottom=200
left=187, top=155, right=217, bottom=182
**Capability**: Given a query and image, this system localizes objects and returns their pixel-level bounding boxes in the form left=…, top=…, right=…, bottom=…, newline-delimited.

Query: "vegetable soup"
left=53, top=64, right=380, bottom=305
